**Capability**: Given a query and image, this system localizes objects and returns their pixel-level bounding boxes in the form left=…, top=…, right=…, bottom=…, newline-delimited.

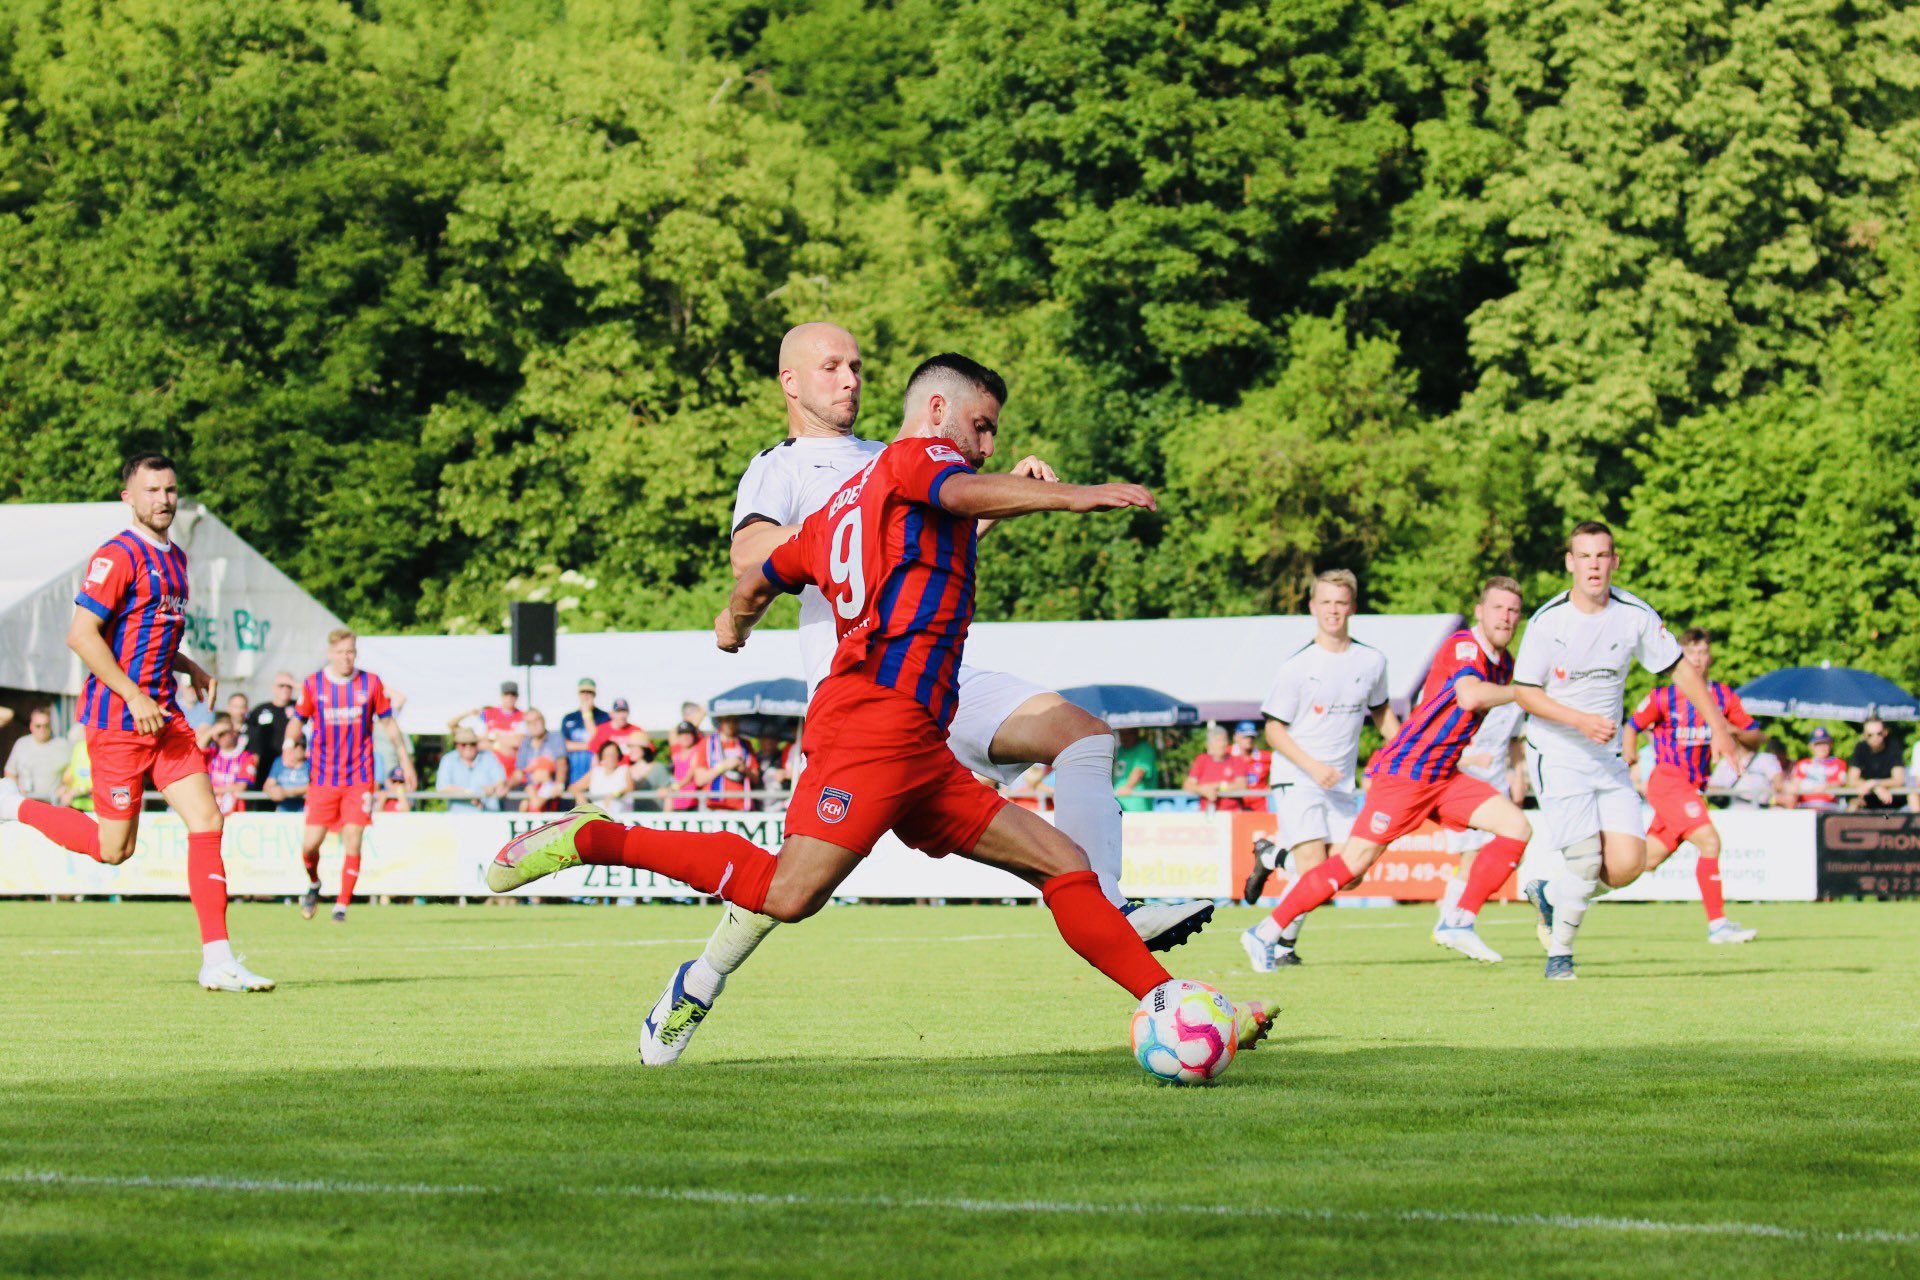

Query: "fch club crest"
left=818, top=787, right=853, bottom=824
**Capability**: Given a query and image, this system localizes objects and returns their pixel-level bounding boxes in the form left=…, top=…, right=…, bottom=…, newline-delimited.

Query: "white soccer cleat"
left=1121, top=900, right=1214, bottom=953
left=199, top=957, right=276, bottom=992
left=1432, top=922, right=1503, bottom=963
left=639, top=960, right=720, bottom=1067
left=1707, top=919, right=1758, bottom=945
left=0, top=777, right=22, bottom=822
left=1240, top=927, right=1279, bottom=974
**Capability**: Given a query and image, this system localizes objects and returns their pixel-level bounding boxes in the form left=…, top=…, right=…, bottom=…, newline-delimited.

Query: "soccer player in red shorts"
left=1624, top=627, right=1763, bottom=944
left=1243, top=577, right=1535, bottom=969
left=485, top=353, right=1270, bottom=1062
left=287, top=627, right=417, bottom=922
left=0, top=453, right=273, bottom=991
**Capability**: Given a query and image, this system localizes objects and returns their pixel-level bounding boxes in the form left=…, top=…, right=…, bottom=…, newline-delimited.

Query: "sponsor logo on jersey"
left=1553, top=667, right=1568, bottom=681
left=87, top=557, right=114, bottom=586
left=818, top=786, right=853, bottom=824
left=1312, top=704, right=1326, bottom=715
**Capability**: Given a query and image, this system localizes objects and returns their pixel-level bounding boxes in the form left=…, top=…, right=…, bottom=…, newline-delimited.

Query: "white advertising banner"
left=1, top=809, right=1817, bottom=902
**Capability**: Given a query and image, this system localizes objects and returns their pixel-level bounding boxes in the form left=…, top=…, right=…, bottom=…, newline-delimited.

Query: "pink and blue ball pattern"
left=1130, top=979, right=1238, bottom=1085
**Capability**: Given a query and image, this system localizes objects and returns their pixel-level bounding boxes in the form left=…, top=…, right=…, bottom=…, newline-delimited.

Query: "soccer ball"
left=1130, top=979, right=1239, bottom=1085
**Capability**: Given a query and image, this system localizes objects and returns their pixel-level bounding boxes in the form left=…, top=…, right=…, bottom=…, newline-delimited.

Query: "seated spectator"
left=512, top=708, right=570, bottom=791
left=692, top=716, right=761, bottom=811
left=264, top=737, right=310, bottom=813
left=1707, top=737, right=1786, bottom=809
left=62, top=728, right=93, bottom=811
left=667, top=720, right=704, bottom=812
left=204, top=715, right=257, bottom=815
left=177, top=681, right=214, bottom=733
left=1848, top=717, right=1905, bottom=811
left=1185, top=725, right=1253, bottom=811
left=373, top=689, right=409, bottom=787
left=1229, top=720, right=1271, bottom=813
left=562, top=678, right=611, bottom=784
left=436, top=726, right=507, bottom=812
left=573, top=740, right=635, bottom=814
left=588, top=698, right=654, bottom=767
left=1786, top=727, right=1848, bottom=810
left=378, top=765, right=412, bottom=814
left=1113, top=726, right=1158, bottom=812
left=519, top=756, right=564, bottom=813
left=5, top=707, right=74, bottom=804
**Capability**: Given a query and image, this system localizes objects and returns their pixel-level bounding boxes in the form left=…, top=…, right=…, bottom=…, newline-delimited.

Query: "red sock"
left=1041, top=870, right=1170, bottom=999
left=1458, top=836, right=1527, bottom=915
left=575, top=821, right=776, bottom=913
left=336, top=854, right=361, bottom=909
left=1696, top=855, right=1725, bottom=921
left=187, top=831, right=229, bottom=945
left=303, top=848, right=321, bottom=884
left=19, top=800, right=103, bottom=860
left=1269, top=855, right=1355, bottom=932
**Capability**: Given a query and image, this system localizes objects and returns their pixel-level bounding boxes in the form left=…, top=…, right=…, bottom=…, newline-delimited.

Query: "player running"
left=635, top=323, right=1209, bottom=1066
left=286, top=628, right=417, bottom=922
left=1621, top=627, right=1763, bottom=944
left=1433, top=700, right=1527, bottom=935
left=1243, top=577, right=1533, bottom=969
left=0, top=453, right=273, bottom=991
left=485, top=355, right=1270, bottom=1059
left=1515, top=523, right=1740, bottom=980
left=1238, top=569, right=1398, bottom=964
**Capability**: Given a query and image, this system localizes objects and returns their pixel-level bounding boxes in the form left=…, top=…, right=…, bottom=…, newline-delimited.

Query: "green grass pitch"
left=2, top=898, right=1916, bottom=1278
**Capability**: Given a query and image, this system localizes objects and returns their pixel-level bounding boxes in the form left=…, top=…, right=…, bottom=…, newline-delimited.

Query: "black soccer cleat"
left=1242, top=836, right=1281, bottom=904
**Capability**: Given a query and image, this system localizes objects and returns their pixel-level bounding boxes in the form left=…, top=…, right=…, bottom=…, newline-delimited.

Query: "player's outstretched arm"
left=716, top=563, right=783, bottom=653
left=976, top=456, right=1058, bottom=539
left=1512, top=684, right=1615, bottom=744
left=939, top=472, right=1155, bottom=521
left=1453, top=674, right=1518, bottom=715
left=66, top=607, right=166, bottom=734
left=730, top=521, right=799, bottom=579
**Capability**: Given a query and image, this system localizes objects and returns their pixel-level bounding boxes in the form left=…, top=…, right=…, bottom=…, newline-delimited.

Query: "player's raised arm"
left=937, top=471, right=1156, bottom=521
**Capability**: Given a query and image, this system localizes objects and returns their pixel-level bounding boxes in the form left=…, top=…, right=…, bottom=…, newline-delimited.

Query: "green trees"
left=2, top=0, right=1917, bottom=687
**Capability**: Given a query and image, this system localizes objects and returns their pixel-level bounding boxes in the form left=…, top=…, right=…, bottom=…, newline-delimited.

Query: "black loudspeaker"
left=510, top=602, right=557, bottom=667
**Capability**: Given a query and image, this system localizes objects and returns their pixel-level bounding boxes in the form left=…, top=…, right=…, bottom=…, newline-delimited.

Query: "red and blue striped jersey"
left=1632, top=681, right=1752, bottom=789
left=764, top=437, right=977, bottom=728
left=293, top=669, right=393, bottom=788
left=74, top=531, right=190, bottom=732
left=1369, top=629, right=1514, bottom=783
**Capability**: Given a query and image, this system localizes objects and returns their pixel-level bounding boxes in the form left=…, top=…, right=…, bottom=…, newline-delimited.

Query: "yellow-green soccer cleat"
left=486, top=804, right=610, bottom=893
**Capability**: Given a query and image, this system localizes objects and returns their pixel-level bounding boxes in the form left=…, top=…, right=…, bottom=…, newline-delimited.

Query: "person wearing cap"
left=1228, top=720, right=1271, bottom=814
left=561, top=679, right=611, bottom=784
left=436, top=726, right=508, bottom=812
left=667, top=718, right=705, bottom=812
left=588, top=698, right=653, bottom=767
left=511, top=708, right=571, bottom=793
left=519, top=755, right=563, bottom=813
left=1788, top=727, right=1848, bottom=810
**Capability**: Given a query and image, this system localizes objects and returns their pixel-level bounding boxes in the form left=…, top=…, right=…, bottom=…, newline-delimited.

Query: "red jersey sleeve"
left=763, top=512, right=828, bottom=595
left=369, top=674, right=393, bottom=719
left=894, top=439, right=975, bottom=510
left=294, top=676, right=317, bottom=722
left=1722, top=689, right=1754, bottom=731
left=75, top=542, right=136, bottom=622
left=1630, top=690, right=1664, bottom=732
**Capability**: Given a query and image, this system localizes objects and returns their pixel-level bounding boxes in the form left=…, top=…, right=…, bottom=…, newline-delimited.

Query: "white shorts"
left=1271, top=783, right=1361, bottom=850
left=1526, top=745, right=1645, bottom=850
left=946, top=665, right=1050, bottom=785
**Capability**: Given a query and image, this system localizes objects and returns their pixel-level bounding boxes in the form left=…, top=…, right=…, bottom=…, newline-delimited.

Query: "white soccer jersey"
left=1459, top=701, right=1525, bottom=787
left=1258, top=639, right=1389, bottom=792
left=731, top=434, right=887, bottom=687
left=1514, top=587, right=1682, bottom=769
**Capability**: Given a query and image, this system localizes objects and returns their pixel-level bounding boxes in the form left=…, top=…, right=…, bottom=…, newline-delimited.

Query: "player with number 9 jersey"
left=761, top=436, right=1002, bottom=857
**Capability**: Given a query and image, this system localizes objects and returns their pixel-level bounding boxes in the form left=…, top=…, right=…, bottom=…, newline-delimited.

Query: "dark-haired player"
left=0, top=454, right=273, bottom=991
left=486, top=355, right=1270, bottom=1061
left=1622, top=627, right=1762, bottom=944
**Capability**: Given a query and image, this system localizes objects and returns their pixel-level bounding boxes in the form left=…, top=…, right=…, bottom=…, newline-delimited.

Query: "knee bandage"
left=1562, top=835, right=1603, bottom=882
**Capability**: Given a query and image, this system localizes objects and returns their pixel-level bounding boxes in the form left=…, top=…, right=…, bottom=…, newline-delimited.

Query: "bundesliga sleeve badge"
left=87, top=556, right=114, bottom=585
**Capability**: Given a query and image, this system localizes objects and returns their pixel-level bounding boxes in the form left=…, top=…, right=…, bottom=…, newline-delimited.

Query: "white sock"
left=1252, top=916, right=1285, bottom=945
left=682, top=957, right=725, bottom=1003
left=1439, top=873, right=1466, bottom=916
left=1546, top=871, right=1602, bottom=957
left=1278, top=914, right=1304, bottom=945
left=684, top=903, right=779, bottom=1002
left=1441, top=906, right=1476, bottom=929
left=202, top=939, right=234, bottom=967
left=1048, top=734, right=1126, bottom=907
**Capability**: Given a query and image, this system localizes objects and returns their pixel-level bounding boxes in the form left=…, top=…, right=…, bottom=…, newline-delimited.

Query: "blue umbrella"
left=1737, top=664, right=1919, bottom=722
left=1059, top=684, right=1200, bottom=729
left=708, top=677, right=810, bottom=719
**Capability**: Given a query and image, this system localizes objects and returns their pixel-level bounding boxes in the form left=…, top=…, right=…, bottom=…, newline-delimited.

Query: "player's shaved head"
left=778, top=323, right=862, bottom=438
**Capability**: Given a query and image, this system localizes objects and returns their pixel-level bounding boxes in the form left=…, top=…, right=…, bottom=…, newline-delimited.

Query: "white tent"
left=0, top=502, right=348, bottom=703
left=357, top=613, right=1464, bottom=736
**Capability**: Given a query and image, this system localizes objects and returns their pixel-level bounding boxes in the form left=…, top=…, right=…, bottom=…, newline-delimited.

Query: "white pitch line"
left=3, top=1170, right=1913, bottom=1247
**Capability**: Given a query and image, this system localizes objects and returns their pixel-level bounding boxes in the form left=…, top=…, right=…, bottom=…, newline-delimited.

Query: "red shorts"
left=1355, top=770, right=1498, bottom=846
left=784, top=677, right=1006, bottom=857
left=1646, top=765, right=1713, bottom=850
left=85, top=716, right=207, bottom=821
left=306, top=783, right=375, bottom=832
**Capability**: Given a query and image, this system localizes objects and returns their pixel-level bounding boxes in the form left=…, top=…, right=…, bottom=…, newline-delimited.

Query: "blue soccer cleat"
left=1544, top=954, right=1577, bottom=981
left=1523, top=878, right=1554, bottom=953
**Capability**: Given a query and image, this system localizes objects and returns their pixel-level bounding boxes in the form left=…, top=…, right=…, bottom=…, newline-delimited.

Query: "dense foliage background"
left=5, top=0, right=1919, bottom=685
